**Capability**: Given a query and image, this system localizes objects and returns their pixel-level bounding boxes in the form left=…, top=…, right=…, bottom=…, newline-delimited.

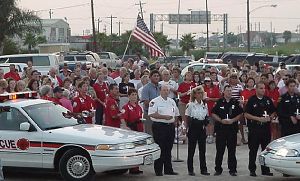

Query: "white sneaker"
left=207, top=136, right=214, bottom=144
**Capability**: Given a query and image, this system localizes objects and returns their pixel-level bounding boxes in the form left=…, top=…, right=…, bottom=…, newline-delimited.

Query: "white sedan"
left=0, top=92, right=160, bottom=181
left=259, top=133, right=300, bottom=176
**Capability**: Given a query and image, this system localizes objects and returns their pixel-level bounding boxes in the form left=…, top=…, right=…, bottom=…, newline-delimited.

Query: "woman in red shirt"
left=203, top=77, right=221, bottom=144
left=240, top=77, right=256, bottom=105
left=178, top=71, right=196, bottom=123
left=93, top=71, right=109, bottom=125
left=121, top=89, right=144, bottom=174
left=267, top=80, right=280, bottom=140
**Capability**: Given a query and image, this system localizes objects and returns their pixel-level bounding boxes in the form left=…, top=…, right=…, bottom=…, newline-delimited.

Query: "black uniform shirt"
left=277, top=93, right=300, bottom=125
left=212, top=97, right=243, bottom=131
left=245, top=95, right=276, bottom=119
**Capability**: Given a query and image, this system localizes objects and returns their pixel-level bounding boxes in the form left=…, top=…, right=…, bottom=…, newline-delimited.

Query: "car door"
left=0, top=107, right=43, bottom=168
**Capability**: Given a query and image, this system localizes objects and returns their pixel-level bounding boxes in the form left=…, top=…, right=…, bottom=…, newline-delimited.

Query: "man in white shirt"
left=148, top=85, right=180, bottom=176
left=130, top=69, right=142, bottom=89
left=159, top=70, right=178, bottom=99
left=114, top=67, right=127, bottom=85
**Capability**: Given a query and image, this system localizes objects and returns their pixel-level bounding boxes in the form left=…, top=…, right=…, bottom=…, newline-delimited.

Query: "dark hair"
left=31, top=70, right=38, bottom=76
left=121, top=73, right=129, bottom=83
left=256, top=81, right=265, bottom=87
left=109, top=83, right=118, bottom=91
left=261, top=73, right=268, bottom=78
left=63, top=77, right=72, bottom=85
left=224, top=85, right=231, bottom=91
left=73, top=77, right=81, bottom=86
left=128, top=88, right=137, bottom=96
left=245, top=77, right=255, bottom=84
left=150, top=70, right=160, bottom=77
left=286, top=78, right=297, bottom=86
left=6, top=78, right=15, bottom=93
left=27, top=79, right=39, bottom=91
left=77, top=81, right=88, bottom=89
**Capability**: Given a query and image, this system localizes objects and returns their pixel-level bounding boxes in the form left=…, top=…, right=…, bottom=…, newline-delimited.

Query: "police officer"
left=148, top=85, right=180, bottom=176
left=73, top=81, right=95, bottom=124
left=211, top=85, right=243, bottom=176
left=245, top=81, right=276, bottom=177
left=185, top=86, right=210, bottom=176
left=277, top=79, right=300, bottom=136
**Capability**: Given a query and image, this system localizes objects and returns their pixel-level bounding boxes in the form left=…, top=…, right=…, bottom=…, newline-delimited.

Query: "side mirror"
left=20, top=122, right=30, bottom=131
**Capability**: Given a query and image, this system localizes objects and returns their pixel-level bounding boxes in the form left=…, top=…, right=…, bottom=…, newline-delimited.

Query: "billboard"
left=169, top=11, right=211, bottom=24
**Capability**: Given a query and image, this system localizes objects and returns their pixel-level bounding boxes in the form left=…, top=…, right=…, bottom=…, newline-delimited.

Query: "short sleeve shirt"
left=185, top=101, right=208, bottom=120
left=141, top=82, right=160, bottom=111
left=148, top=96, right=179, bottom=123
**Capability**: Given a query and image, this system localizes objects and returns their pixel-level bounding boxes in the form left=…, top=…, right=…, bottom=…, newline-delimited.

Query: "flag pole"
left=122, top=30, right=133, bottom=60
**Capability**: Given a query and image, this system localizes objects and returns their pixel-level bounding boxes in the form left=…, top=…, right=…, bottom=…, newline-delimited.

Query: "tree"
left=0, top=0, right=42, bottom=55
left=23, top=33, right=47, bottom=52
left=283, top=30, right=292, bottom=44
left=153, top=32, right=171, bottom=52
left=3, top=38, right=19, bottom=55
left=179, top=33, right=196, bottom=55
left=226, top=32, right=238, bottom=46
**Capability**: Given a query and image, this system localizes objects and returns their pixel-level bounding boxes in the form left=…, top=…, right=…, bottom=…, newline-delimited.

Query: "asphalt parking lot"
left=4, top=142, right=300, bottom=181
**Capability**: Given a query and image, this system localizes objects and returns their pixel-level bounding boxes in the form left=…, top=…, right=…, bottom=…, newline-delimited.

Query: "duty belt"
left=249, top=120, right=268, bottom=126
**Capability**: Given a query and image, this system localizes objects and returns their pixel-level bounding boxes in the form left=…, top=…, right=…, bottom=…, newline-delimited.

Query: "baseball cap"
left=204, top=77, right=211, bottom=81
left=279, top=62, right=286, bottom=66
left=53, top=86, right=64, bottom=93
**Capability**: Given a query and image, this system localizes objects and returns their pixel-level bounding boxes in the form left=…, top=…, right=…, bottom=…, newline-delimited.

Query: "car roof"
left=0, top=54, right=55, bottom=58
left=0, top=99, right=51, bottom=108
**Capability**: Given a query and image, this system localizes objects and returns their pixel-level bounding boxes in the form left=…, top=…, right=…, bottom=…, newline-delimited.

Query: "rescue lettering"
left=0, top=140, right=17, bottom=149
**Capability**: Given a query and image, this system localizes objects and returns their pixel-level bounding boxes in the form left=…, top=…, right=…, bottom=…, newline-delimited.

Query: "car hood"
left=43, top=124, right=150, bottom=145
left=268, top=133, right=300, bottom=151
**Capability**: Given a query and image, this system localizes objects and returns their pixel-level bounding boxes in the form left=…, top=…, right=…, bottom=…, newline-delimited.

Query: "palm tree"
left=179, top=33, right=196, bottom=55
left=0, top=0, right=41, bottom=55
left=283, top=30, right=292, bottom=44
left=23, top=33, right=47, bottom=52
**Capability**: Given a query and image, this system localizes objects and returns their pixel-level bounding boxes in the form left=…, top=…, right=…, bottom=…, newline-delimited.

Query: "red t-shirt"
left=204, top=85, right=220, bottom=116
left=93, top=82, right=109, bottom=108
left=121, top=103, right=144, bottom=132
left=178, top=81, right=196, bottom=104
left=104, top=95, right=121, bottom=128
left=266, top=88, right=280, bottom=107
left=241, top=88, right=256, bottom=105
left=73, top=94, right=95, bottom=124
left=4, top=71, right=21, bottom=81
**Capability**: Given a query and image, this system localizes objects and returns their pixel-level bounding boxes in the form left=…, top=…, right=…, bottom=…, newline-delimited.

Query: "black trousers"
left=215, top=128, right=237, bottom=173
left=152, top=122, right=175, bottom=174
left=187, top=121, right=207, bottom=173
left=248, top=126, right=271, bottom=174
left=95, top=106, right=104, bottom=125
left=281, top=124, right=300, bottom=137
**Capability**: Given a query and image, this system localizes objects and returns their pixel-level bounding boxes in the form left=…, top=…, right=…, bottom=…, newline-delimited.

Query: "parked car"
left=158, top=56, right=194, bottom=69
left=181, top=62, right=228, bottom=76
left=0, top=63, right=28, bottom=77
left=98, top=52, right=122, bottom=68
left=0, top=54, right=60, bottom=75
left=259, top=133, right=300, bottom=176
left=63, top=53, right=95, bottom=69
left=119, top=55, right=149, bottom=64
left=0, top=92, right=160, bottom=181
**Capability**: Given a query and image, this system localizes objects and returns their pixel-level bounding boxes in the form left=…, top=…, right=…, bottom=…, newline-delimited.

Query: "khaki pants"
left=143, top=112, right=153, bottom=135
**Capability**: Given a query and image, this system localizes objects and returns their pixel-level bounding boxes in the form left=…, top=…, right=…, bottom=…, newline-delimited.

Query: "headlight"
left=96, top=143, right=135, bottom=150
left=275, top=148, right=299, bottom=157
left=146, top=137, right=154, bottom=145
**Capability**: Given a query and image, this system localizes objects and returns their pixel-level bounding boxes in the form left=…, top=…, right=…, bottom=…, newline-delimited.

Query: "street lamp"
left=247, top=2, right=277, bottom=52
left=205, top=0, right=209, bottom=52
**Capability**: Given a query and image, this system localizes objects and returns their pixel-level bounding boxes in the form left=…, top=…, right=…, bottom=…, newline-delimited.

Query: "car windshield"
left=23, top=103, right=79, bottom=131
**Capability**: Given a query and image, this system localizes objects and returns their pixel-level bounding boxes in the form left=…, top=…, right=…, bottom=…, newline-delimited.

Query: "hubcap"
left=66, top=155, right=90, bottom=179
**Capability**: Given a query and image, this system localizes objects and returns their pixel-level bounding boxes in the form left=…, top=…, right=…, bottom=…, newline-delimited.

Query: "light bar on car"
left=0, top=91, right=38, bottom=102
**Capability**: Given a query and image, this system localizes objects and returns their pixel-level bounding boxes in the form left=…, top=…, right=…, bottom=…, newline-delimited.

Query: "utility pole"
left=97, top=18, right=102, bottom=33
left=117, top=21, right=121, bottom=36
left=206, top=0, right=209, bottom=51
left=104, top=25, right=107, bottom=34
left=176, top=0, right=181, bottom=50
left=49, top=9, right=53, bottom=19
left=106, top=15, right=117, bottom=35
left=90, top=0, right=97, bottom=52
left=247, top=0, right=250, bottom=52
left=135, top=0, right=146, bottom=19
left=161, top=22, right=164, bottom=33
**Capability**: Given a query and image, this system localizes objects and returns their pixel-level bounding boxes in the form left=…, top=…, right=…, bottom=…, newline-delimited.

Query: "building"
left=41, top=19, right=71, bottom=43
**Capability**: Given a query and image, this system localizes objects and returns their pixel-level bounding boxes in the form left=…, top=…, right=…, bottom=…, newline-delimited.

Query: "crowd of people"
left=1, top=57, right=300, bottom=177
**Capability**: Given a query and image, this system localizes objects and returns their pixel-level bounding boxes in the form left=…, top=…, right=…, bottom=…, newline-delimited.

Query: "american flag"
left=132, top=15, right=165, bottom=57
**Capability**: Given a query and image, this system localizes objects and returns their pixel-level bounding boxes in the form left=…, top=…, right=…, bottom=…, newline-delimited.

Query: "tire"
left=105, top=169, right=128, bottom=175
left=59, top=148, right=95, bottom=181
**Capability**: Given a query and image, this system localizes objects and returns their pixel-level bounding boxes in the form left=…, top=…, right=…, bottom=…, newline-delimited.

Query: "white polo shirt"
left=185, top=100, right=208, bottom=120
left=148, top=96, right=180, bottom=123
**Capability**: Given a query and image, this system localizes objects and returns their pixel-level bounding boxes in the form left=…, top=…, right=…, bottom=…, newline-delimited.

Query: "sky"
left=18, top=0, right=300, bottom=38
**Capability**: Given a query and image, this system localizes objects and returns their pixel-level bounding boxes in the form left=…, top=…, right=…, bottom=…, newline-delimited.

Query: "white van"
left=0, top=54, right=60, bottom=75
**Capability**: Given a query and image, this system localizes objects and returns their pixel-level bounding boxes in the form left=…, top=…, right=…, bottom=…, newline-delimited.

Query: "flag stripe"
left=132, top=15, right=164, bottom=57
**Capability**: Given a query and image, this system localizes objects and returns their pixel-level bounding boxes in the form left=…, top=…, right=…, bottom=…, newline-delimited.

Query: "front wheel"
left=59, top=148, right=95, bottom=181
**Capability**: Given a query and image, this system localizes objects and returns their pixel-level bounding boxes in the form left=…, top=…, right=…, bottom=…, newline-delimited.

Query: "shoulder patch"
left=149, top=101, right=155, bottom=107
left=73, top=101, right=77, bottom=108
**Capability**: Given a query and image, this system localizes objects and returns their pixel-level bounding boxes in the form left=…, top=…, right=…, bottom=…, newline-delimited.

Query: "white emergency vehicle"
left=0, top=92, right=160, bottom=180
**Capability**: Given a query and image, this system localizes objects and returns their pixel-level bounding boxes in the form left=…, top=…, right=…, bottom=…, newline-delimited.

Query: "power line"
left=33, top=3, right=90, bottom=12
